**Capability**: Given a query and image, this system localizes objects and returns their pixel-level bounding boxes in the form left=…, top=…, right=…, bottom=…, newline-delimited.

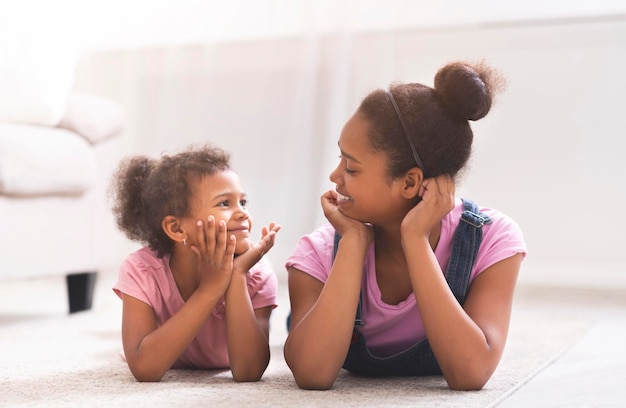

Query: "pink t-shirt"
left=113, top=247, right=278, bottom=369
left=285, top=198, right=527, bottom=357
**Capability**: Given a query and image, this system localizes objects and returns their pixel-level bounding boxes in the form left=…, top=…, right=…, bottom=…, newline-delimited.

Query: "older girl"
left=284, top=61, right=526, bottom=390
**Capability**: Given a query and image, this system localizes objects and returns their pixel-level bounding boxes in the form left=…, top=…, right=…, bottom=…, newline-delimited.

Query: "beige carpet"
left=0, top=300, right=590, bottom=408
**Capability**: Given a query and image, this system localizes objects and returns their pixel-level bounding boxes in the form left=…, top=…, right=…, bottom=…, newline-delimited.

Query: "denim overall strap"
left=446, top=199, right=492, bottom=305
left=341, top=198, right=491, bottom=377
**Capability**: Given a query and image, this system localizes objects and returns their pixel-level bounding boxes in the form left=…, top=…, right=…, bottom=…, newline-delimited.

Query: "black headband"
left=385, top=90, right=425, bottom=171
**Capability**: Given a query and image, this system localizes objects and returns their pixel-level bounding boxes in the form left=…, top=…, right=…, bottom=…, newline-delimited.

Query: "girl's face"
left=329, top=113, right=410, bottom=226
left=183, top=170, right=252, bottom=255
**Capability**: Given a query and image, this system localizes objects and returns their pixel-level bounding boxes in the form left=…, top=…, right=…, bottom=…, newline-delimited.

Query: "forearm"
left=224, top=274, right=270, bottom=382
left=284, top=236, right=367, bottom=389
left=405, top=238, right=494, bottom=389
left=125, top=289, right=223, bottom=381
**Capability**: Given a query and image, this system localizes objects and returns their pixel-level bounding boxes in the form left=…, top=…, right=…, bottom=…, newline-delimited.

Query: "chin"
left=234, top=239, right=252, bottom=255
left=338, top=208, right=367, bottom=223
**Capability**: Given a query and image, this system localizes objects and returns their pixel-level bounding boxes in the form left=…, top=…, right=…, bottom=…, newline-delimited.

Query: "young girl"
left=110, top=144, right=280, bottom=382
left=284, top=61, right=527, bottom=390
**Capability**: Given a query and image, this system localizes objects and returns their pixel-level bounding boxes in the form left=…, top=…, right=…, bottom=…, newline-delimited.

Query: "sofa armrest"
left=0, top=124, right=97, bottom=196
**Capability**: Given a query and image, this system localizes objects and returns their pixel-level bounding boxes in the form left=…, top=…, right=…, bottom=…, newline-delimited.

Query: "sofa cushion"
left=58, top=93, right=125, bottom=144
left=0, top=124, right=96, bottom=196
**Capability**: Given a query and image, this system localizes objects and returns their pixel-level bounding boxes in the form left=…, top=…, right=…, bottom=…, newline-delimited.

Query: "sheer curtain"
left=66, top=1, right=626, bottom=288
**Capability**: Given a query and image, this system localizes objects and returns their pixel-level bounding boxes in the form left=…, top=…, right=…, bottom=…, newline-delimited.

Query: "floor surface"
left=1, top=273, right=625, bottom=407
left=498, top=286, right=626, bottom=407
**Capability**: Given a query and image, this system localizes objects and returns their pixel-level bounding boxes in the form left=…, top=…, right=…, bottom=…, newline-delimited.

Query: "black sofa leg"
left=66, top=271, right=98, bottom=313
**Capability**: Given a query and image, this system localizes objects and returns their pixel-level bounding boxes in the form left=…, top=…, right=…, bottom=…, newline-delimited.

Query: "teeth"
left=337, top=193, right=352, bottom=201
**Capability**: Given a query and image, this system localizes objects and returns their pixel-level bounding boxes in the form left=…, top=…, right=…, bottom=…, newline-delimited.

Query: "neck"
left=168, top=249, right=200, bottom=301
left=374, top=221, right=441, bottom=253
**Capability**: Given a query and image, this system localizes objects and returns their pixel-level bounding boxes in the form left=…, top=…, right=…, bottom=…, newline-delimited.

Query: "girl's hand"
left=191, top=216, right=236, bottom=294
left=233, top=222, right=281, bottom=274
left=401, top=174, right=455, bottom=238
left=321, top=190, right=373, bottom=243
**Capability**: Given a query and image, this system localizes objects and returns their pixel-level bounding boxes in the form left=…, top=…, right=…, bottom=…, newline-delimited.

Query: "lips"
left=228, top=226, right=249, bottom=232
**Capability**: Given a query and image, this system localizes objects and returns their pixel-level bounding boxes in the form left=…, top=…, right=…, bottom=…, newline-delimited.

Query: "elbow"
left=285, top=356, right=337, bottom=390
left=232, top=372, right=263, bottom=383
left=129, top=366, right=165, bottom=383
left=126, top=357, right=167, bottom=382
left=283, top=339, right=339, bottom=390
left=231, top=367, right=266, bottom=383
left=230, top=358, right=269, bottom=383
left=293, top=372, right=336, bottom=390
left=444, top=364, right=492, bottom=391
left=447, top=377, right=488, bottom=391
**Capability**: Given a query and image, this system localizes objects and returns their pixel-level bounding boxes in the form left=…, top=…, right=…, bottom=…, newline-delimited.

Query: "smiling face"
left=182, top=169, right=253, bottom=255
left=329, top=113, right=412, bottom=226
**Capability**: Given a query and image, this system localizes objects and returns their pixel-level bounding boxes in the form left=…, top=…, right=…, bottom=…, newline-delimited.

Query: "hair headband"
left=385, top=90, right=425, bottom=171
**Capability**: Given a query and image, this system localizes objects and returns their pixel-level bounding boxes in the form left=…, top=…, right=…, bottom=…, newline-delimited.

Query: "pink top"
left=113, top=247, right=278, bottom=369
left=285, top=198, right=527, bottom=357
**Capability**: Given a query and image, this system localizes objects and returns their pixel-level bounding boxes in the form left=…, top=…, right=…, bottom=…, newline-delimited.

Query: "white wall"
left=7, top=1, right=624, bottom=289
left=3, top=0, right=626, bottom=49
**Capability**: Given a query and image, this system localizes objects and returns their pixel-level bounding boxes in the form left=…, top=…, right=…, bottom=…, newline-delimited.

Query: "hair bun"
left=434, top=61, right=502, bottom=121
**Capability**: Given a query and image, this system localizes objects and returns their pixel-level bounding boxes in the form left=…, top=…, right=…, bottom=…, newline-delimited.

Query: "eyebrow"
left=338, top=143, right=361, bottom=164
left=212, top=191, right=246, bottom=201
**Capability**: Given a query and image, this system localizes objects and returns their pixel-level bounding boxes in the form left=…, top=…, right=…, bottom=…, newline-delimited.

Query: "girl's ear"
left=162, top=215, right=186, bottom=244
left=400, top=167, right=423, bottom=199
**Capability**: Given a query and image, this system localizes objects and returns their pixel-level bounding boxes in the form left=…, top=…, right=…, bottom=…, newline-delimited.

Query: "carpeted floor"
left=0, top=293, right=590, bottom=408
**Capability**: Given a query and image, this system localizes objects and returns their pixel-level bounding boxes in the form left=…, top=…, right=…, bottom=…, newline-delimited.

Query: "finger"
left=190, top=244, right=201, bottom=258
left=431, top=177, right=446, bottom=195
left=262, top=222, right=281, bottom=237
left=225, top=234, right=236, bottom=259
left=261, top=231, right=277, bottom=252
left=215, top=219, right=228, bottom=256
left=195, top=220, right=207, bottom=253
left=321, top=190, right=338, bottom=204
left=418, top=183, right=427, bottom=198
left=445, top=175, right=456, bottom=195
left=430, top=176, right=452, bottom=198
left=250, top=230, right=277, bottom=256
left=204, top=216, right=217, bottom=255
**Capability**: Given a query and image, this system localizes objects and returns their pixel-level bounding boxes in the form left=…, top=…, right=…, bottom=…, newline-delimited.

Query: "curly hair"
left=357, top=60, right=506, bottom=180
left=110, top=144, right=231, bottom=258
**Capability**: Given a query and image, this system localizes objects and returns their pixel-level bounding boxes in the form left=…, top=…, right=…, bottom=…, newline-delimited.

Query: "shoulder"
left=445, top=199, right=524, bottom=242
left=289, top=223, right=336, bottom=259
left=476, top=203, right=525, bottom=247
left=114, top=247, right=169, bottom=302
left=441, top=198, right=526, bottom=279
left=454, top=198, right=527, bottom=272
left=120, top=247, right=168, bottom=275
left=284, top=223, right=336, bottom=282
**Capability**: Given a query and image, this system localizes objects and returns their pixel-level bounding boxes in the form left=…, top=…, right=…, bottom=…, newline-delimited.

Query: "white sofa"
left=0, top=93, right=124, bottom=313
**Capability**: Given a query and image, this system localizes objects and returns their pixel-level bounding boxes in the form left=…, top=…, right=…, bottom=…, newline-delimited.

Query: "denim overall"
left=287, top=199, right=491, bottom=377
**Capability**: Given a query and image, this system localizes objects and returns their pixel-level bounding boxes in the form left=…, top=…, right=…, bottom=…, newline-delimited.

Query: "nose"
left=329, top=162, right=342, bottom=184
left=235, top=205, right=249, bottom=220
